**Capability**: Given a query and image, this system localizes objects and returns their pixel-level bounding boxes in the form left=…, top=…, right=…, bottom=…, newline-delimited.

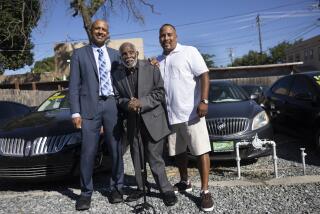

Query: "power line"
left=2, top=21, right=314, bottom=53
left=288, top=22, right=318, bottom=41
left=189, top=19, right=312, bottom=47
left=13, top=0, right=311, bottom=47
left=111, top=0, right=311, bottom=37
left=1, top=0, right=314, bottom=54
left=186, top=12, right=316, bottom=45
left=291, top=24, right=319, bottom=41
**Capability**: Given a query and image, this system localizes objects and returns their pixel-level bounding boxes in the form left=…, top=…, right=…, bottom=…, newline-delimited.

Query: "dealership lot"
left=0, top=133, right=319, bottom=213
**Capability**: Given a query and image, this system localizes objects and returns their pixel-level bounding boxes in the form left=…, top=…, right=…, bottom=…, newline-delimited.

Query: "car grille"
left=0, top=164, right=74, bottom=178
left=206, top=118, right=249, bottom=136
left=0, top=134, right=75, bottom=157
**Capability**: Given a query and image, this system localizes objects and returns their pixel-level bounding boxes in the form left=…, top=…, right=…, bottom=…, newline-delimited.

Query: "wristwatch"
left=201, top=99, right=209, bottom=104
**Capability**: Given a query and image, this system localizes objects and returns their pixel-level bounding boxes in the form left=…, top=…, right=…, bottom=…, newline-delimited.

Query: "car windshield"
left=312, top=73, right=320, bottom=89
left=241, top=85, right=268, bottom=95
left=37, top=91, right=69, bottom=112
left=209, top=82, right=248, bottom=103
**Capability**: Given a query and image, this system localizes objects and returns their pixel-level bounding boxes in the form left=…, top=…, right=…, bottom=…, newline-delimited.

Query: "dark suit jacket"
left=69, top=45, right=119, bottom=119
left=112, top=60, right=171, bottom=142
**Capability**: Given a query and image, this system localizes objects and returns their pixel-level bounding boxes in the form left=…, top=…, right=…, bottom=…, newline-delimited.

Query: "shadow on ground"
left=274, top=133, right=320, bottom=167
left=0, top=171, right=137, bottom=201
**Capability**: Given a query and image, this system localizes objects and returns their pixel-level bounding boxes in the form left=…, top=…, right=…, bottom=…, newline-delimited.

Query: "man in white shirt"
left=157, top=23, right=214, bottom=212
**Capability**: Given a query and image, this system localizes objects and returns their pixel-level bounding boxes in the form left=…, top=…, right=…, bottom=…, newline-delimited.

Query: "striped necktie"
left=97, top=48, right=113, bottom=96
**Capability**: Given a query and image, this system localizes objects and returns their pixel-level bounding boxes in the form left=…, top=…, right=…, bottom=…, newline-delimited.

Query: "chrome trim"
left=206, top=118, right=249, bottom=136
left=0, top=134, right=77, bottom=157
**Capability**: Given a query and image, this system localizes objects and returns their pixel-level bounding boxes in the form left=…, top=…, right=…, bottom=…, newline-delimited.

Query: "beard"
left=121, top=58, right=138, bottom=69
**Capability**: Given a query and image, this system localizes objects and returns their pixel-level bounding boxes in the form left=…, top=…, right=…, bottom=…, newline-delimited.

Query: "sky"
left=5, top=0, right=320, bottom=75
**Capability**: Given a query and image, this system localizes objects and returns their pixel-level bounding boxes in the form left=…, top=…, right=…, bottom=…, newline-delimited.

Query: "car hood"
left=207, top=100, right=263, bottom=119
left=0, top=109, right=77, bottom=139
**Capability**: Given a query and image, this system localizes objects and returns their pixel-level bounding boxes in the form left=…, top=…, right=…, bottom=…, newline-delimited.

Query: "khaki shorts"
left=168, top=117, right=211, bottom=156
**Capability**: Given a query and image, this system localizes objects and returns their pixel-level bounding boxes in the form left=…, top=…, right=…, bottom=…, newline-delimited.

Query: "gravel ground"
left=0, top=133, right=320, bottom=214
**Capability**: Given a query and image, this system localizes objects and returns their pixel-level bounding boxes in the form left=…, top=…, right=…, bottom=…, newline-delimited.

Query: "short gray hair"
left=119, top=42, right=136, bottom=54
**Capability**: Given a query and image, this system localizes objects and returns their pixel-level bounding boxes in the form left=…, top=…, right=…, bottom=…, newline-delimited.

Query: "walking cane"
left=133, top=109, right=156, bottom=214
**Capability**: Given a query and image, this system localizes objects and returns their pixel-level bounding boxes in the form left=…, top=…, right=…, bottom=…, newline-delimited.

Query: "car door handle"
left=278, top=100, right=287, bottom=105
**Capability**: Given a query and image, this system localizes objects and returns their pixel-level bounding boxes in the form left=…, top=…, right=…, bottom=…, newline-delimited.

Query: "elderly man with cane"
left=112, top=42, right=177, bottom=207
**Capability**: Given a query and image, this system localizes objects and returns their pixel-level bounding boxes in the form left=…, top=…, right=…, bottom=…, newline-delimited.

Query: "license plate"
left=212, top=141, right=234, bottom=152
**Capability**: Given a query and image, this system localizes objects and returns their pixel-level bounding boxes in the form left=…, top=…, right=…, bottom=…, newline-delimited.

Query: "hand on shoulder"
left=148, top=57, right=160, bottom=68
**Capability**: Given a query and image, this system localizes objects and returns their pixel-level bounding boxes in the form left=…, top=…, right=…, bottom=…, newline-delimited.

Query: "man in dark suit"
left=112, top=42, right=177, bottom=206
left=69, top=19, right=124, bottom=211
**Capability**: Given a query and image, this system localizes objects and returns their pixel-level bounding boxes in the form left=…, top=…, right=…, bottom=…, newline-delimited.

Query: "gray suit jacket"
left=112, top=60, right=171, bottom=142
left=69, top=45, right=119, bottom=119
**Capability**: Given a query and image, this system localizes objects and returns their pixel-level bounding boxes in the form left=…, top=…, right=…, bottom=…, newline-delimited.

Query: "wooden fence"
left=0, top=62, right=302, bottom=106
left=0, top=80, right=68, bottom=91
left=0, top=89, right=55, bottom=107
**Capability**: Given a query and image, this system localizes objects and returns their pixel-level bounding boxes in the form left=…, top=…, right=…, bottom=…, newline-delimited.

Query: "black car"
left=240, top=84, right=268, bottom=104
left=263, top=71, right=320, bottom=150
left=206, top=80, right=273, bottom=160
left=0, top=101, right=31, bottom=126
left=0, top=90, right=114, bottom=180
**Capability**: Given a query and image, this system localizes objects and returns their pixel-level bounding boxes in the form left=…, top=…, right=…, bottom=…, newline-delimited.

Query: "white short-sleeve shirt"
left=157, top=43, right=209, bottom=125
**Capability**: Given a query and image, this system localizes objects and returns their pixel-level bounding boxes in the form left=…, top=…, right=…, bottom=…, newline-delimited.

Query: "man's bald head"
left=90, top=19, right=109, bottom=47
left=91, top=19, right=108, bottom=31
left=159, top=23, right=177, bottom=55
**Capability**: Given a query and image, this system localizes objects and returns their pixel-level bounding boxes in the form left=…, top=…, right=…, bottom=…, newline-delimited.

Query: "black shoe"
left=162, top=191, right=178, bottom=206
left=75, top=195, right=91, bottom=211
left=109, top=189, right=123, bottom=204
left=173, top=181, right=192, bottom=194
left=125, top=189, right=144, bottom=202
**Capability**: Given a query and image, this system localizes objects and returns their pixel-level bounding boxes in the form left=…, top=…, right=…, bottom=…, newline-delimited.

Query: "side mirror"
left=250, top=94, right=258, bottom=100
left=29, top=106, right=37, bottom=112
left=294, top=92, right=313, bottom=101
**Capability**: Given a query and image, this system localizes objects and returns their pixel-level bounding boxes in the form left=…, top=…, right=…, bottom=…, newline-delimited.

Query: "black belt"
left=99, top=95, right=114, bottom=100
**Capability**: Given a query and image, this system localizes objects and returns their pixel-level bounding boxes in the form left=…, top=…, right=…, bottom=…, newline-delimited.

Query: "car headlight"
left=252, top=111, right=269, bottom=130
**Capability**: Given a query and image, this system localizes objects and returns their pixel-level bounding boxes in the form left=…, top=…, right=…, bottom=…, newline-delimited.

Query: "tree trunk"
left=78, top=1, right=93, bottom=43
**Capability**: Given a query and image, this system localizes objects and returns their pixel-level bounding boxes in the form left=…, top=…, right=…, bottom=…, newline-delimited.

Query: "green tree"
left=0, top=0, right=41, bottom=74
left=70, top=0, right=155, bottom=42
left=231, top=50, right=270, bottom=66
left=268, top=41, right=293, bottom=64
left=31, top=56, right=55, bottom=73
left=268, top=40, right=303, bottom=63
left=229, top=40, right=304, bottom=67
left=201, top=53, right=215, bottom=68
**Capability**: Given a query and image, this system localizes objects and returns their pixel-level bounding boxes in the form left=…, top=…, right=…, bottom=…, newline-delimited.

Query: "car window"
left=271, top=76, right=294, bottom=96
left=0, top=103, right=30, bottom=119
left=209, top=82, right=248, bottom=103
left=289, top=76, right=312, bottom=98
left=37, top=91, right=69, bottom=112
left=241, top=86, right=257, bottom=95
left=241, top=85, right=268, bottom=95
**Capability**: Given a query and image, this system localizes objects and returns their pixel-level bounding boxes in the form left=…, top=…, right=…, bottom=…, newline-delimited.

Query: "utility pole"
left=227, top=48, right=234, bottom=66
left=310, top=0, right=320, bottom=10
left=256, top=14, right=263, bottom=55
